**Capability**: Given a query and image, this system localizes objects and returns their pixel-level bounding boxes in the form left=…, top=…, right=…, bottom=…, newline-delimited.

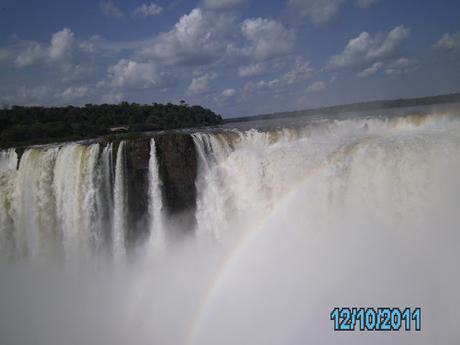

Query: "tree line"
left=0, top=101, right=223, bottom=149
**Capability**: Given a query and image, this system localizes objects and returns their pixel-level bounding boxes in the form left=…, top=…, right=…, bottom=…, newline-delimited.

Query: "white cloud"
left=132, top=3, right=163, bottom=17
left=187, top=73, right=216, bottom=94
left=134, top=9, right=292, bottom=71
left=354, top=0, right=377, bottom=9
left=100, top=0, right=124, bottom=18
left=326, top=25, right=410, bottom=70
left=18, top=85, right=54, bottom=104
left=241, top=57, right=313, bottom=96
left=100, top=91, right=124, bottom=104
left=238, top=63, right=267, bottom=78
left=384, top=57, right=417, bottom=76
left=15, top=42, right=45, bottom=67
left=49, top=28, right=75, bottom=62
left=61, top=86, right=89, bottom=101
left=306, top=80, right=326, bottom=93
left=0, top=84, right=94, bottom=106
left=222, top=88, right=236, bottom=97
left=288, top=0, right=344, bottom=27
left=108, top=59, right=167, bottom=89
left=238, top=18, right=295, bottom=61
left=433, top=32, right=460, bottom=53
left=139, top=8, right=235, bottom=66
left=280, top=57, right=313, bottom=84
left=357, top=61, right=382, bottom=77
left=0, top=85, right=55, bottom=106
left=201, top=0, right=246, bottom=10
left=12, top=28, right=96, bottom=84
left=79, top=35, right=103, bottom=54
left=14, top=28, right=76, bottom=67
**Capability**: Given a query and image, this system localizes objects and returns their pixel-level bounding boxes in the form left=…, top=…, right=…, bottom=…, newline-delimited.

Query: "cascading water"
left=113, top=141, right=127, bottom=262
left=148, top=138, right=165, bottom=252
left=188, top=113, right=460, bottom=345
left=95, top=143, right=115, bottom=253
left=0, top=149, right=17, bottom=172
left=0, top=141, right=126, bottom=262
left=0, top=111, right=459, bottom=344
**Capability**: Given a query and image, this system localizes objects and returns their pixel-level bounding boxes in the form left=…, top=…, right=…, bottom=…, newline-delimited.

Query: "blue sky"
left=0, top=0, right=459, bottom=117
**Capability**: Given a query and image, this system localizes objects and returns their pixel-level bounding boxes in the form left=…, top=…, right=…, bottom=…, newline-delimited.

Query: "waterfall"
left=53, top=144, right=101, bottom=263
left=0, top=149, right=17, bottom=171
left=97, top=143, right=114, bottom=252
left=0, top=138, right=167, bottom=262
left=0, top=112, right=460, bottom=344
left=112, top=141, right=127, bottom=262
left=0, top=113, right=458, bottom=262
left=191, top=114, right=459, bottom=243
left=148, top=138, right=165, bottom=252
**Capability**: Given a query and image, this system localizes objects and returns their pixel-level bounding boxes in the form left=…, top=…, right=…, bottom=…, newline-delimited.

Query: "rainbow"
left=184, top=133, right=380, bottom=344
left=184, top=112, right=445, bottom=344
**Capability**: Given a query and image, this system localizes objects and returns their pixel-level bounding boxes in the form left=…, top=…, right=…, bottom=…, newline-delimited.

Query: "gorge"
left=0, top=108, right=459, bottom=344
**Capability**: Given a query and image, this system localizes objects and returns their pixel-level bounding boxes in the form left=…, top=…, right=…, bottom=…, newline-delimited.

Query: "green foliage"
left=0, top=102, right=223, bottom=149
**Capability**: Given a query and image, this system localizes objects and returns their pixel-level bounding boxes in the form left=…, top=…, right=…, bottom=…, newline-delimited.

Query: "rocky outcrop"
left=120, top=133, right=198, bottom=243
left=124, top=138, right=151, bottom=245
left=154, top=133, right=197, bottom=218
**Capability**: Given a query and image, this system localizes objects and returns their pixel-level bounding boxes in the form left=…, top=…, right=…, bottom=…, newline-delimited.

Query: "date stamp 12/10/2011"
left=330, top=307, right=421, bottom=332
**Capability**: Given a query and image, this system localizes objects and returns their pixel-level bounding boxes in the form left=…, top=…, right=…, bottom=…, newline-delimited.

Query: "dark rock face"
left=124, top=139, right=151, bottom=245
left=15, top=148, right=25, bottom=169
left=154, top=133, right=197, bottom=218
left=120, top=133, right=198, bottom=243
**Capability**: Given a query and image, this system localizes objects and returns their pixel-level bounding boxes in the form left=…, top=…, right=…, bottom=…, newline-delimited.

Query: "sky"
left=0, top=0, right=459, bottom=117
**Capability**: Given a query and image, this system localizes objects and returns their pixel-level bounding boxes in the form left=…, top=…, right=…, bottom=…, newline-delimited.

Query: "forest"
left=0, top=102, right=223, bottom=149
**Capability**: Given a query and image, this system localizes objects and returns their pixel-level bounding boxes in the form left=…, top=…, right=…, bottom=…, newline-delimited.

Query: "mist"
left=0, top=112, right=459, bottom=344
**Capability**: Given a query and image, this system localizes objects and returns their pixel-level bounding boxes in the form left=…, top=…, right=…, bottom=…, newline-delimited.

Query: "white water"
left=113, top=141, right=127, bottom=263
left=0, top=149, right=17, bottom=172
left=190, top=113, right=460, bottom=344
left=0, top=112, right=459, bottom=344
left=0, top=142, right=118, bottom=262
left=148, top=138, right=165, bottom=253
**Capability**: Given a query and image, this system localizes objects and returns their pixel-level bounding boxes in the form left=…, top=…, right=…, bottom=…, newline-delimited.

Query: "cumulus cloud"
left=238, top=63, right=267, bottom=78
left=61, top=86, right=89, bottom=101
left=12, top=28, right=96, bottom=83
left=14, top=28, right=76, bottom=68
left=354, top=0, right=377, bottom=9
left=306, top=80, right=326, bottom=92
left=242, top=56, right=313, bottom=96
left=15, top=42, right=46, bottom=67
left=237, top=18, right=295, bottom=61
left=139, top=8, right=235, bottom=66
left=49, top=28, right=75, bottom=62
left=222, top=88, right=236, bottom=97
left=357, top=61, right=382, bottom=77
left=433, top=32, right=460, bottom=53
left=326, top=25, right=410, bottom=70
left=187, top=73, right=217, bottom=94
left=279, top=56, right=313, bottom=84
left=0, top=83, right=95, bottom=107
left=100, top=0, right=124, bottom=18
left=100, top=91, right=124, bottom=104
left=288, top=0, right=344, bottom=27
left=17, top=85, right=54, bottom=105
left=108, top=59, right=169, bottom=89
left=132, top=3, right=163, bottom=17
left=384, top=57, right=417, bottom=76
left=201, top=0, right=246, bottom=10
left=135, top=8, right=292, bottom=71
